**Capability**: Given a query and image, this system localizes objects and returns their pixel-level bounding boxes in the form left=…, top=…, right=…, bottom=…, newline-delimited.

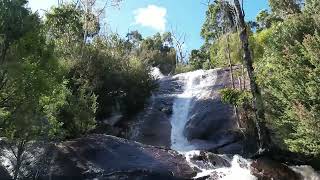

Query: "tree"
left=139, top=33, right=176, bottom=74
left=269, top=0, right=302, bottom=18
left=0, top=5, right=68, bottom=179
left=254, top=1, right=320, bottom=154
left=189, top=49, right=207, bottom=69
left=45, top=4, right=85, bottom=59
left=0, top=0, right=40, bottom=92
left=255, top=10, right=273, bottom=31
left=232, top=0, right=271, bottom=151
left=171, top=27, right=187, bottom=63
left=126, top=30, right=142, bottom=47
left=75, top=0, right=123, bottom=43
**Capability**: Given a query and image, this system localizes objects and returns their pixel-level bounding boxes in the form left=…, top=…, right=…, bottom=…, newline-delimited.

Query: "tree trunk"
left=232, top=0, right=270, bottom=151
left=238, top=76, right=242, bottom=90
left=226, top=34, right=240, bottom=127
left=13, top=140, right=26, bottom=180
left=226, top=34, right=235, bottom=89
left=242, top=64, right=246, bottom=90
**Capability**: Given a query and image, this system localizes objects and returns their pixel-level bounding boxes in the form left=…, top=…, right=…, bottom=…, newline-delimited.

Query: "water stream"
left=168, top=68, right=320, bottom=180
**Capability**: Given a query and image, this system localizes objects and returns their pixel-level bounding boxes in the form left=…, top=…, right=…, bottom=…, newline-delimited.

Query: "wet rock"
left=28, top=134, right=196, bottom=180
left=189, top=151, right=231, bottom=169
left=183, top=69, right=237, bottom=151
left=160, top=107, right=173, bottom=115
left=0, top=165, right=10, bottom=180
left=215, top=141, right=244, bottom=155
left=194, top=173, right=222, bottom=180
left=129, top=76, right=183, bottom=147
left=251, top=157, right=302, bottom=180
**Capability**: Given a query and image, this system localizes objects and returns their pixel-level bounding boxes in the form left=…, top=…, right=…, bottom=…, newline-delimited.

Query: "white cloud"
left=134, top=5, right=167, bottom=32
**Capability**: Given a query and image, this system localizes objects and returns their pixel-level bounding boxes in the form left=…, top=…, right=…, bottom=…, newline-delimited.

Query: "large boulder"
left=129, top=76, right=183, bottom=147
left=251, top=157, right=302, bottom=180
left=183, top=69, right=240, bottom=153
left=1, top=134, right=195, bottom=180
left=0, top=165, right=10, bottom=180
left=188, top=151, right=231, bottom=170
left=183, top=69, right=236, bottom=141
left=40, top=134, right=196, bottom=179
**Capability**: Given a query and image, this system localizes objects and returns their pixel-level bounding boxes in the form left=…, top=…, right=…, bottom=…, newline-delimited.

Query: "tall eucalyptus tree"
left=232, top=0, right=271, bottom=151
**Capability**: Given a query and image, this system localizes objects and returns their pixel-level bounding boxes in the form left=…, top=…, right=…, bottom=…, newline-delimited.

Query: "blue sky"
left=28, top=0, right=269, bottom=51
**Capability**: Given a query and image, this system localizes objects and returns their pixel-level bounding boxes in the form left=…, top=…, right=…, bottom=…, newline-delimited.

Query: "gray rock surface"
left=37, top=134, right=195, bottom=180
left=251, top=157, right=302, bottom=180
left=129, top=76, right=183, bottom=148
left=0, top=165, right=10, bottom=180
left=184, top=68, right=236, bottom=143
left=188, top=151, right=231, bottom=170
left=130, top=68, right=240, bottom=153
left=0, top=134, right=196, bottom=180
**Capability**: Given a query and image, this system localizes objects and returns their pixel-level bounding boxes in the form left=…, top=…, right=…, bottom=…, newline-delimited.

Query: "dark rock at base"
left=194, top=173, right=222, bottom=180
left=129, top=76, right=182, bottom=147
left=32, top=134, right=195, bottom=180
left=160, top=106, right=173, bottom=115
left=189, top=151, right=231, bottom=170
left=183, top=69, right=238, bottom=153
left=251, top=157, right=302, bottom=180
left=215, top=141, right=244, bottom=155
left=0, top=165, right=11, bottom=180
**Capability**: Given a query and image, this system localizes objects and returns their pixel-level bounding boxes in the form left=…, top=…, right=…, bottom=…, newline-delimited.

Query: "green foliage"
left=44, top=4, right=86, bottom=59
left=0, top=0, right=158, bottom=145
left=220, top=88, right=252, bottom=107
left=254, top=2, right=320, bottom=155
left=269, top=0, right=302, bottom=18
left=44, top=5, right=157, bottom=134
left=0, top=0, right=39, bottom=57
left=174, top=63, right=195, bottom=74
left=0, top=0, right=68, bottom=142
left=202, top=0, right=320, bottom=155
left=255, top=10, right=282, bottom=31
left=0, top=2, right=73, bottom=178
left=139, top=33, right=176, bottom=74
left=209, top=32, right=242, bottom=67
left=59, top=86, right=97, bottom=138
left=201, top=0, right=236, bottom=44
left=189, top=49, right=210, bottom=70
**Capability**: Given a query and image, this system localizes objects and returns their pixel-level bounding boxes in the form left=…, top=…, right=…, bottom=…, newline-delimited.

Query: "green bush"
left=174, top=64, right=195, bottom=74
left=220, top=88, right=252, bottom=107
left=255, top=13, right=320, bottom=155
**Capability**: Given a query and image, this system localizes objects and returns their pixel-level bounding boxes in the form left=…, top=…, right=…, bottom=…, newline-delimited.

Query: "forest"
left=0, top=0, right=320, bottom=179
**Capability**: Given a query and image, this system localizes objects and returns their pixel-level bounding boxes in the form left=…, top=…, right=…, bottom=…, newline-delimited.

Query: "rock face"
left=251, top=157, right=302, bottom=180
left=0, top=165, right=10, bottom=180
left=183, top=69, right=236, bottom=144
left=1, top=134, right=195, bottom=180
left=44, top=134, right=196, bottom=179
left=188, top=151, right=231, bottom=170
left=129, top=76, right=183, bottom=147
left=130, top=68, right=240, bottom=153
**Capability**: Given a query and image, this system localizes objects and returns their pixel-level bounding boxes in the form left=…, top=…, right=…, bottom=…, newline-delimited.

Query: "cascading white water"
left=171, top=70, right=205, bottom=151
left=291, top=166, right=320, bottom=180
left=169, top=68, right=320, bottom=179
left=151, top=67, right=165, bottom=79
left=170, top=69, right=257, bottom=179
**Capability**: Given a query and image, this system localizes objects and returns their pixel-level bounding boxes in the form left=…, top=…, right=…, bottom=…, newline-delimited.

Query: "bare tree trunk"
left=233, top=0, right=270, bottom=151
left=226, top=34, right=235, bottom=89
left=242, top=64, right=246, bottom=90
left=225, top=34, right=240, bottom=128
left=13, top=140, right=26, bottom=180
left=238, top=76, right=242, bottom=90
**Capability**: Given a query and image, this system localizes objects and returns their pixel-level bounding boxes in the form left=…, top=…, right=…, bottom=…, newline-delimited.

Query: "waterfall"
left=170, top=70, right=204, bottom=151
left=169, top=69, right=320, bottom=180
left=151, top=67, right=165, bottom=79
left=170, top=69, right=257, bottom=179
